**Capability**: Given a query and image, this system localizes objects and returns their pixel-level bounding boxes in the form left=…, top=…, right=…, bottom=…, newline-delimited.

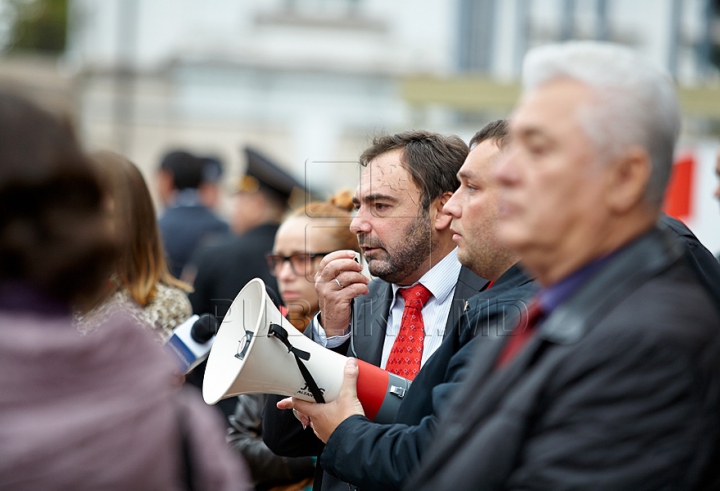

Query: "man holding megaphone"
left=262, top=130, right=489, bottom=491
left=271, top=121, right=537, bottom=491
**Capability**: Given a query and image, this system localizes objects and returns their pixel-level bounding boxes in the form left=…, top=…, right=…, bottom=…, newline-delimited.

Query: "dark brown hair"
left=359, top=130, right=468, bottom=210
left=91, top=151, right=191, bottom=307
left=0, top=92, right=116, bottom=307
left=469, top=119, right=510, bottom=150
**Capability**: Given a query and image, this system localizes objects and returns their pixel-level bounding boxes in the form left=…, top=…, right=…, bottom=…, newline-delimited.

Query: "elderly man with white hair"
left=406, top=41, right=720, bottom=491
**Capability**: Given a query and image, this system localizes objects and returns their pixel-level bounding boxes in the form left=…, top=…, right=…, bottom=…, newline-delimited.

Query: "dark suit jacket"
left=405, top=228, right=720, bottom=491
left=317, top=265, right=536, bottom=491
left=660, top=213, right=720, bottom=305
left=188, top=223, right=279, bottom=319
left=263, top=265, right=488, bottom=491
left=158, top=205, right=230, bottom=279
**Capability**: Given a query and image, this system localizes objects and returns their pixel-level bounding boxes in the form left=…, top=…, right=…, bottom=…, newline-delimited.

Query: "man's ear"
left=604, top=146, right=652, bottom=213
left=433, top=191, right=454, bottom=231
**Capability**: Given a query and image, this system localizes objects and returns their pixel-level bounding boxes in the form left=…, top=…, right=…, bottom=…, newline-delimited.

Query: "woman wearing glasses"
left=267, top=190, right=360, bottom=332
left=228, top=190, right=359, bottom=491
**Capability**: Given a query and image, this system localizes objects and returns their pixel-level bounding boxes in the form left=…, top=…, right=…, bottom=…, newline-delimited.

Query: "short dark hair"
left=359, top=130, right=468, bottom=210
left=160, top=150, right=205, bottom=190
left=0, top=92, right=116, bottom=307
left=469, top=119, right=510, bottom=150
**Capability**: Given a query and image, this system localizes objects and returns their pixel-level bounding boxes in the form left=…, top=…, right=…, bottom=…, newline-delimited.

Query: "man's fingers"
left=327, top=278, right=369, bottom=299
left=276, top=397, right=294, bottom=410
left=291, top=398, right=317, bottom=418
left=294, top=408, right=312, bottom=428
left=278, top=397, right=316, bottom=428
left=317, top=257, right=364, bottom=283
left=339, top=358, right=360, bottom=401
left=317, top=250, right=360, bottom=272
left=334, top=271, right=370, bottom=288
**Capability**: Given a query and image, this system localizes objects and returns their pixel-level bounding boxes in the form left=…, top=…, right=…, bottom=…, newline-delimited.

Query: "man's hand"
left=277, top=358, right=366, bottom=443
left=315, top=251, right=369, bottom=337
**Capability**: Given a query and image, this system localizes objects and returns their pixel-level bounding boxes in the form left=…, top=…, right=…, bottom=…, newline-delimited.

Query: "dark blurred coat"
left=159, top=203, right=230, bottom=279
left=660, top=213, right=720, bottom=305
left=188, top=223, right=279, bottom=319
left=405, top=227, right=720, bottom=491
left=228, top=394, right=315, bottom=491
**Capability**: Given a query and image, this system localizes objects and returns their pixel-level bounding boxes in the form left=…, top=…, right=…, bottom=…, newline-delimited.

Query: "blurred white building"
left=63, top=0, right=720, bottom=247
left=64, top=0, right=461, bottom=196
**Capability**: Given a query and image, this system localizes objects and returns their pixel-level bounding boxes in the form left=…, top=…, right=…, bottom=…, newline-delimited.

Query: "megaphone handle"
left=268, top=323, right=326, bottom=404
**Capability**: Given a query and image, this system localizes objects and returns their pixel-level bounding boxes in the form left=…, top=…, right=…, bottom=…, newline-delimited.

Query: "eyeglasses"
left=266, top=252, right=333, bottom=277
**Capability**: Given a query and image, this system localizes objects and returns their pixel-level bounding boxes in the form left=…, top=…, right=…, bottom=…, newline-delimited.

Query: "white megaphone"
left=203, top=278, right=411, bottom=424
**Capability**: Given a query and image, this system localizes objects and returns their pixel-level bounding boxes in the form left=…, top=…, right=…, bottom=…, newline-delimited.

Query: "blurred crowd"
left=2, top=40, right=720, bottom=491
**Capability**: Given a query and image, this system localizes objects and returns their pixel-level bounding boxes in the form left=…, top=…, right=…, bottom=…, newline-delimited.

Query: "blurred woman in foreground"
left=77, top=151, right=192, bottom=342
left=0, top=91, right=249, bottom=490
left=227, top=191, right=360, bottom=491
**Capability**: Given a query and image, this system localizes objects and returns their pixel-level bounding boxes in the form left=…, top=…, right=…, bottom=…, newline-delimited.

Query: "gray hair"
left=522, top=41, right=681, bottom=208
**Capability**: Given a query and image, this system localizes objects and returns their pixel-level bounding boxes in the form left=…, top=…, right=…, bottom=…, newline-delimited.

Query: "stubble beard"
left=361, top=210, right=435, bottom=285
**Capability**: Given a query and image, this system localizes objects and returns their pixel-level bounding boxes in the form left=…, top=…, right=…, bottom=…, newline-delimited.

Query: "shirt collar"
left=538, top=240, right=634, bottom=316
left=172, top=188, right=203, bottom=207
left=391, top=248, right=462, bottom=303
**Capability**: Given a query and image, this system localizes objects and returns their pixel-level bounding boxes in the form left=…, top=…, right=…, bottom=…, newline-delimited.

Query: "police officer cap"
left=237, top=146, right=304, bottom=204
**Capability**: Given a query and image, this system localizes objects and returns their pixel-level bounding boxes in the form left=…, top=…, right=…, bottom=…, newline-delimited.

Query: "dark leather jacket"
left=227, top=394, right=315, bottom=491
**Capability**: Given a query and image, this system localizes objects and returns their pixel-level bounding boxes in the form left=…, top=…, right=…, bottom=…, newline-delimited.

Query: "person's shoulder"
left=84, top=308, right=176, bottom=367
left=157, top=205, right=186, bottom=225
left=608, top=257, right=719, bottom=338
left=456, top=265, right=490, bottom=293
left=192, top=234, right=239, bottom=262
left=154, top=282, right=191, bottom=303
left=146, top=283, right=193, bottom=333
left=218, top=224, right=280, bottom=259
left=465, top=268, right=536, bottom=314
left=548, top=258, right=719, bottom=379
left=189, top=206, right=230, bottom=229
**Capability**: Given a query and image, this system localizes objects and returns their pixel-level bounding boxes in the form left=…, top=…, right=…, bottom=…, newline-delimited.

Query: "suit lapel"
left=445, top=266, right=489, bottom=339
left=351, top=266, right=488, bottom=362
left=351, top=281, right=392, bottom=365
left=461, top=333, right=544, bottom=417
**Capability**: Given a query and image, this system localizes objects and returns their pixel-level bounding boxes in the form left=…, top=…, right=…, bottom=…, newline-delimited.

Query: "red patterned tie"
left=386, top=284, right=432, bottom=380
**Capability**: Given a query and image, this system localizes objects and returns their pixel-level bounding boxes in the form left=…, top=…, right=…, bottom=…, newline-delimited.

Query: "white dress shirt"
left=312, top=248, right=463, bottom=368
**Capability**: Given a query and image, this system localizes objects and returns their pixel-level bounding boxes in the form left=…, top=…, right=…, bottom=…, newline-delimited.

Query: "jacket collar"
left=443, top=227, right=684, bottom=417
left=538, top=226, right=683, bottom=345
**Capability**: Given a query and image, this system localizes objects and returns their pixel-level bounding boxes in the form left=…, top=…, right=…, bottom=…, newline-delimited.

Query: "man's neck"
left=482, top=251, right=522, bottom=283
left=170, top=188, right=202, bottom=207
left=530, top=213, right=657, bottom=287
left=396, top=242, right=457, bottom=286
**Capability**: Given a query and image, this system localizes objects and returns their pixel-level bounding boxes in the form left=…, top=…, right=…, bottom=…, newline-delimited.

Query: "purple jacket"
left=0, top=305, right=250, bottom=491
